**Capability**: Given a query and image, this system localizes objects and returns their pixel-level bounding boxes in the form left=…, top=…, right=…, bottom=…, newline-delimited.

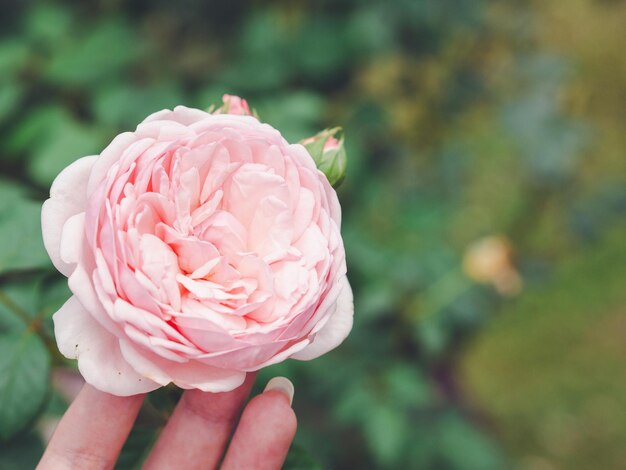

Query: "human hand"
left=37, top=374, right=297, bottom=470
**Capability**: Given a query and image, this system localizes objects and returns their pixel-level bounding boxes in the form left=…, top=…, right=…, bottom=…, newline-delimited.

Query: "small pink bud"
left=213, top=94, right=252, bottom=116
left=301, top=135, right=339, bottom=150
left=324, top=136, right=340, bottom=151
left=300, top=128, right=346, bottom=188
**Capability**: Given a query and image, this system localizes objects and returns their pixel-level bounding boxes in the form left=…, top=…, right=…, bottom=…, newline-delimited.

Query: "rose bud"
left=301, top=128, right=347, bottom=188
left=211, top=94, right=253, bottom=116
left=41, top=99, right=353, bottom=396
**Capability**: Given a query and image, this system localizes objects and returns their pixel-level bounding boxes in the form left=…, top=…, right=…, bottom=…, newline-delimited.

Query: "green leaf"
left=26, top=3, right=73, bottom=46
left=292, top=19, right=349, bottom=80
left=45, top=20, right=143, bottom=86
left=385, top=364, right=433, bottom=408
left=38, top=276, right=71, bottom=320
left=0, top=331, right=51, bottom=439
left=0, top=82, right=23, bottom=124
left=283, top=444, right=323, bottom=470
left=0, top=432, right=44, bottom=468
left=38, top=275, right=71, bottom=338
left=44, top=387, right=70, bottom=417
left=355, top=281, right=395, bottom=319
left=0, top=278, right=42, bottom=333
left=436, top=413, right=504, bottom=470
left=363, top=405, right=407, bottom=466
left=0, top=295, right=24, bottom=334
left=4, top=105, right=69, bottom=155
left=0, top=275, right=66, bottom=341
left=0, top=180, right=50, bottom=273
left=0, top=41, right=30, bottom=77
left=254, top=92, right=325, bottom=142
left=335, top=380, right=373, bottom=422
left=27, top=117, right=106, bottom=187
left=93, top=83, right=184, bottom=128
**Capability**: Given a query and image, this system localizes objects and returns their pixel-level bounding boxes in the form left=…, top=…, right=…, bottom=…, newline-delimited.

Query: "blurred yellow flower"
left=463, top=235, right=522, bottom=296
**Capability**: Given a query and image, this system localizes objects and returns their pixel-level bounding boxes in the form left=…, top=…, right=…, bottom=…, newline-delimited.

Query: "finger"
left=37, top=384, right=144, bottom=470
left=221, top=377, right=297, bottom=470
left=143, top=373, right=256, bottom=470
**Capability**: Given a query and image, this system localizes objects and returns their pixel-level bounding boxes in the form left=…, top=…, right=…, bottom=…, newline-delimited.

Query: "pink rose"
left=42, top=103, right=353, bottom=396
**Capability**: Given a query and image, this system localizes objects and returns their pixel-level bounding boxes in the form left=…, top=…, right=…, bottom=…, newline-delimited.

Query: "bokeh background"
left=0, top=0, right=625, bottom=469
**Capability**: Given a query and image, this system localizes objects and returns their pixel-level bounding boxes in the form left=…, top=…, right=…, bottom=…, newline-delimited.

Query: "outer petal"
left=41, top=155, right=97, bottom=276
left=242, top=339, right=310, bottom=371
left=59, top=213, right=85, bottom=266
left=118, top=341, right=247, bottom=393
left=87, top=133, right=137, bottom=195
left=143, top=105, right=210, bottom=126
left=53, top=296, right=160, bottom=396
left=291, top=276, right=354, bottom=361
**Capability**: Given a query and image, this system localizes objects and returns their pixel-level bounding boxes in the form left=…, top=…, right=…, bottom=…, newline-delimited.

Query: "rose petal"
left=41, top=155, right=96, bottom=276
left=53, top=296, right=160, bottom=396
left=143, top=105, right=211, bottom=127
left=119, top=340, right=246, bottom=392
left=59, top=213, right=85, bottom=266
left=291, top=276, right=353, bottom=360
left=87, top=133, right=138, bottom=195
left=242, top=338, right=310, bottom=371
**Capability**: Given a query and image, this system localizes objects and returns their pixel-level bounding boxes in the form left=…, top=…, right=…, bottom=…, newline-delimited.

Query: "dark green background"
left=0, top=0, right=625, bottom=468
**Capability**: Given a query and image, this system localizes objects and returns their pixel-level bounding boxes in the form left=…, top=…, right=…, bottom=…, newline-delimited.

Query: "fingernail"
left=264, top=377, right=294, bottom=406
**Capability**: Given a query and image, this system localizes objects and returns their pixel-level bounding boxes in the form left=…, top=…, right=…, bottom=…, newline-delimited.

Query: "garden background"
left=0, top=0, right=625, bottom=468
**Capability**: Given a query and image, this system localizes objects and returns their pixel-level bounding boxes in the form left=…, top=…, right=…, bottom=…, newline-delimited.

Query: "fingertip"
left=254, top=376, right=297, bottom=433
left=251, top=390, right=298, bottom=448
left=263, top=376, right=294, bottom=406
left=246, top=389, right=297, bottom=430
left=221, top=388, right=297, bottom=470
left=259, top=390, right=298, bottom=433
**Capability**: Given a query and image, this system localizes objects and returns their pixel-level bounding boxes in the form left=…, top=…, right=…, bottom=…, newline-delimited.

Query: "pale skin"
left=37, top=374, right=297, bottom=470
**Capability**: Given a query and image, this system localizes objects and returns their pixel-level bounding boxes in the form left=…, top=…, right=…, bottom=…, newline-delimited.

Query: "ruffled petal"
left=243, top=339, right=310, bottom=371
left=291, top=276, right=353, bottom=360
left=59, top=213, right=85, bottom=266
left=42, top=155, right=97, bottom=276
left=142, top=105, right=211, bottom=126
left=118, top=340, right=247, bottom=392
left=53, top=296, right=160, bottom=396
left=87, top=133, right=137, bottom=195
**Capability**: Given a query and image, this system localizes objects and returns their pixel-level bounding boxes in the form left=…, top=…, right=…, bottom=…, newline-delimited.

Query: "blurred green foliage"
left=462, top=225, right=626, bottom=469
left=0, top=0, right=624, bottom=469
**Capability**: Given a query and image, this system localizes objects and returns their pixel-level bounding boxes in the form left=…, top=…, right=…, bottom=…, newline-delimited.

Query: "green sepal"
left=301, top=127, right=347, bottom=188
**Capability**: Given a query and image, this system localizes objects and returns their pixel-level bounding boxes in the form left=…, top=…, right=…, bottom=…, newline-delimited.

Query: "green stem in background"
left=0, top=288, right=65, bottom=364
left=0, top=288, right=33, bottom=326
